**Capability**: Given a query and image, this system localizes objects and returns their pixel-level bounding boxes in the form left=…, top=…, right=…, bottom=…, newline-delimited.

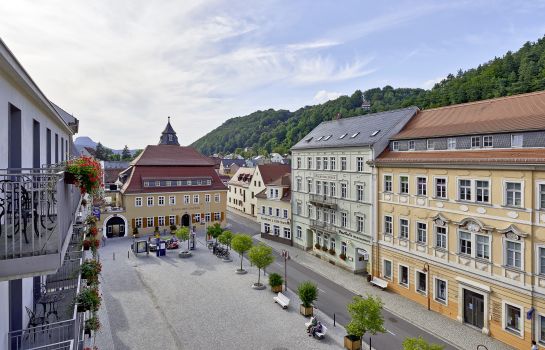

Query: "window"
left=351, top=132, right=360, bottom=138
left=340, top=157, right=347, bottom=171
left=169, top=196, right=176, bottom=205
left=435, top=226, right=447, bottom=249
left=511, top=134, right=523, bottom=148
left=434, top=278, right=447, bottom=304
left=158, top=196, right=165, bottom=206
left=383, top=260, right=392, bottom=280
left=399, top=265, right=409, bottom=286
left=296, top=157, right=301, bottom=168
left=384, top=175, right=392, bottom=192
left=147, top=197, right=154, bottom=207
left=307, top=157, right=312, bottom=169
left=471, top=136, right=481, bottom=148
left=341, top=183, right=347, bottom=198
left=283, top=209, right=288, bottom=219
left=296, top=226, right=302, bottom=239
left=341, top=213, right=348, bottom=228
left=264, top=223, right=270, bottom=233
left=427, top=139, right=434, bottom=150
left=135, top=218, right=142, bottom=228
left=307, top=205, right=313, bottom=218
left=505, top=182, right=522, bottom=207
left=169, top=216, right=175, bottom=225
left=476, top=235, right=490, bottom=260
left=505, top=303, right=522, bottom=334
left=447, top=138, right=456, bottom=150
left=416, top=222, right=427, bottom=244
left=356, top=184, right=364, bottom=201
left=435, top=178, right=447, bottom=198
left=184, top=195, right=190, bottom=204
left=323, top=157, right=328, bottom=170
left=330, top=183, right=336, bottom=197
left=339, top=133, right=347, bottom=139
left=316, top=180, right=321, bottom=195
left=356, top=215, right=365, bottom=233
left=400, top=176, right=409, bottom=194
left=356, top=157, right=364, bottom=172
left=316, top=208, right=321, bottom=221
left=330, top=238, right=335, bottom=251
left=330, top=157, right=336, bottom=170
left=459, top=231, right=472, bottom=255
left=458, top=180, right=472, bottom=201
left=283, top=227, right=291, bottom=239
left=158, top=216, right=165, bottom=226
left=135, top=197, right=142, bottom=207
left=147, top=217, right=154, bottom=227
left=261, top=205, right=266, bottom=214
left=416, top=271, right=427, bottom=294
left=205, top=194, right=211, bottom=203
left=384, top=216, right=393, bottom=236
left=275, top=208, right=280, bottom=217
left=417, top=177, right=427, bottom=196
left=194, top=213, right=201, bottom=222
left=268, top=207, right=273, bottom=216
left=540, top=315, right=545, bottom=344
left=316, top=157, right=321, bottom=170
left=506, top=240, right=522, bottom=269
left=322, top=182, right=328, bottom=196
left=476, top=180, right=490, bottom=203
left=214, top=212, right=221, bottom=221
left=214, top=194, right=220, bottom=203
left=296, top=178, right=302, bottom=191
left=341, top=241, right=347, bottom=256
left=392, top=141, right=399, bottom=151
left=408, top=140, right=415, bottom=150
left=307, top=179, right=313, bottom=193
left=296, top=202, right=302, bottom=215
left=540, top=247, right=545, bottom=275
left=193, top=195, right=199, bottom=204
left=399, top=219, right=409, bottom=240
left=483, top=135, right=493, bottom=147
left=205, top=213, right=211, bottom=222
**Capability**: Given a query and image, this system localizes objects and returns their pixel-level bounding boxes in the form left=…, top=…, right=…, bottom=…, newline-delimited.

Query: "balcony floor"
left=0, top=216, right=60, bottom=260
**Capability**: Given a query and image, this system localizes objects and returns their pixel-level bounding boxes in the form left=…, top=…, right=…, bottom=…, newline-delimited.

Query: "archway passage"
left=181, top=214, right=190, bottom=227
left=105, top=216, right=126, bottom=238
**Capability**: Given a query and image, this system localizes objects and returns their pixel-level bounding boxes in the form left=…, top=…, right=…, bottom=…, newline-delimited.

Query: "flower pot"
left=344, top=335, right=361, bottom=350
left=252, top=283, right=266, bottom=290
left=367, top=274, right=372, bottom=282
left=236, top=269, right=247, bottom=275
left=299, top=304, right=313, bottom=317
left=271, top=285, right=283, bottom=293
left=64, top=172, right=77, bottom=184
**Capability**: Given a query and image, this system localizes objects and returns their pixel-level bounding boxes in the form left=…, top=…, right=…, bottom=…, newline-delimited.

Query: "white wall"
left=0, top=281, right=9, bottom=350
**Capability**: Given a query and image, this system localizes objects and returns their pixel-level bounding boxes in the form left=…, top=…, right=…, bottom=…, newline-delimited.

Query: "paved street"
left=224, top=210, right=513, bottom=350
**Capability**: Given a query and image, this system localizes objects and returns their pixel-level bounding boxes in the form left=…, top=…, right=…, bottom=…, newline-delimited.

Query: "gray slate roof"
left=291, top=107, right=418, bottom=152
left=221, top=159, right=246, bottom=167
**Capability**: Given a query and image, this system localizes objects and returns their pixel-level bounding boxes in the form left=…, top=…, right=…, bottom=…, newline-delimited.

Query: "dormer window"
left=351, top=132, right=360, bottom=138
left=447, top=138, right=456, bottom=150
left=408, top=140, right=415, bottom=151
left=168, top=134, right=173, bottom=141
left=427, top=140, right=434, bottom=150
left=392, top=141, right=399, bottom=151
left=483, top=135, right=493, bottom=148
left=339, top=133, right=347, bottom=139
left=471, top=136, right=481, bottom=148
left=511, top=134, right=523, bottom=148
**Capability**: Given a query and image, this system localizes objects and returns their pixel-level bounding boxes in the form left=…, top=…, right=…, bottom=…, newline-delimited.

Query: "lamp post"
left=281, top=249, right=290, bottom=290
left=423, top=262, right=430, bottom=311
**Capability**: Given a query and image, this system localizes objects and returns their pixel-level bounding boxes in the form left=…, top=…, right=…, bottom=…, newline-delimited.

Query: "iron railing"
left=310, top=219, right=337, bottom=234
left=309, top=194, right=338, bottom=209
left=0, top=168, right=81, bottom=261
left=28, top=340, right=74, bottom=350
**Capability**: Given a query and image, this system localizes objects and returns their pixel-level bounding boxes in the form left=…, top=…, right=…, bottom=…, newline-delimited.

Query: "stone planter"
left=252, top=283, right=266, bottom=290
left=222, top=256, right=232, bottom=262
left=271, top=285, right=283, bottom=293
left=236, top=269, right=247, bottom=275
left=299, top=304, right=313, bottom=317
left=179, top=251, right=192, bottom=258
left=344, top=335, right=361, bottom=350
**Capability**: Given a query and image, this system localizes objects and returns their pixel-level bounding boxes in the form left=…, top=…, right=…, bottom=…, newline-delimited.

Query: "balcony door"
left=8, top=104, right=21, bottom=169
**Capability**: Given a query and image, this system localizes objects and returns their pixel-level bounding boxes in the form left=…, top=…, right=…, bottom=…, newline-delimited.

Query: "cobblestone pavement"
left=93, top=236, right=345, bottom=349
left=254, top=235, right=514, bottom=350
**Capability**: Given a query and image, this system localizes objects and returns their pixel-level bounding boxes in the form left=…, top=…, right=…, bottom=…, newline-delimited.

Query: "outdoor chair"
left=25, top=306, right=48, bottom=343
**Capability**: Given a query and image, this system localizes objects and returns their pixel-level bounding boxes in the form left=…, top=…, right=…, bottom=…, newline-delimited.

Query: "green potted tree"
left=297, top=281, right=318, bottom=317
left=218, top=231, right=233, bottom=262
left=81, top=259, right=102, bottom=286
left=175, top=226, right=191, bottom=258
left=268, top=273, right=284, bottom=293
left=402, top=336, right=444, bottom=350
left=170, top=224, right=177, bottom=234
left=207, top=223, right=223, bottom=242
left=344, top=295, right=385, bottom=350
left=231, top=234, right=253, bottom=274
left=248, top=243, right=275, bottom=290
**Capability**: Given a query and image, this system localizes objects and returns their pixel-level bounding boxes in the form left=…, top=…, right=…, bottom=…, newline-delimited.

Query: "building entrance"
left=181, top=214, right=190, bottom=227
left=463, top=289, right=484, bottom=329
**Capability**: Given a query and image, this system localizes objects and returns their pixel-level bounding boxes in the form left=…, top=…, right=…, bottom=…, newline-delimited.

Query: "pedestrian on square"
left=532, top=340, right=538, bottom=350
left=101, top=235, right=106, bottom=247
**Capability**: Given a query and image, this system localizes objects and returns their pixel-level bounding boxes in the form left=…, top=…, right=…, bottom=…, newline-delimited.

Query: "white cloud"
left=313, top=90, right=343, bottom=104
left=422, top=76, right=445, bottom=89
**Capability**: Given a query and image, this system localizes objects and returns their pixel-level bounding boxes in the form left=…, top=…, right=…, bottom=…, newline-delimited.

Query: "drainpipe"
left=370, top=148, right=378, bottom=277
left=530, top=168, right=536, bottom=343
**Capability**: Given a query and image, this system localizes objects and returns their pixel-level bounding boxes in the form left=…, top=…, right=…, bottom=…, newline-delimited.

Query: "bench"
left=315, top=325, right=327, bottom=340
left=273, top=292, right=290, bottom=309
left=370, top=276, right=388, bottom=289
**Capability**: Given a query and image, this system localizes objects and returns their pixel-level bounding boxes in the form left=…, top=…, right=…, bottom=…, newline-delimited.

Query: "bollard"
left=334, top=313, right=336, bottom=327
left=113, top=252, right=115, bottom=261
left=128, top=250, right=129, bottom=259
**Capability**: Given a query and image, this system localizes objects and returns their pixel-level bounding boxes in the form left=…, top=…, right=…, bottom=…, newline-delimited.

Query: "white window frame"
left=158, top=196, right=165, bottom=206
left=538, top=313, right=545, bottom=345
left=135, top=217, right=142, bottom=228
left=447, top=137, right=456, bottom=150
left=158, top=216, right=165, bottom=226
left=356, top=215, right=365, bottom=233
left=408, top=140, right=415, bottom=151
left=214, top=194, right=220, bottom=203
left=205, top=194, right=211, bottom=203
left=147, top=217, right=154, bottom=227
left=283, top=227, right=291, bottom=239
left=341, top=183, right=347, bottom=198
left=416, top=221, right=427, bottom=244
left=502, top=300, right=524, bottom=337
left=169, top=195, right=176, bottom=205
left=504, top=237, right=523, bottom=271
left=169, top=215, right=175, bottom=225
left=356, top=157, right=364, bottom=172
left=511, top=134, right=523, bottom=148
left=471, top=136, right=481, bottom=148
left=483, top=135, right=493, bottom=148
left=384, top=215, right=393, bottom=236
left=504, top=180, right=523, bottom=208
left=341, top=212, right=348, bottom=228
left=330, top=157, right=336, bottom=170
left=323, top=156, right=328, bottom=170
left=382, top=259, right=393, bottom=281
left=283, top=209, right=288, bottom=219
left=427, top=139, right=434, bottom=150
left=416, top=176, right=427, bottom=196
left=356, top=184, right=365, bottom=202
left=458, top=179, right=472, bottom=202
left=193, top=194, right=200, bottom=204
left=537, top=245, right=545, bottom=276
left=135, top=197, right=142, bottom=207
left=399, top=175, right=409, bottom=194
left=415, top=269, right=428, bottom=295
left=392, top=141, right=399, bottom=151
left=184, top=195, right=190, bottom=204
left=340, top=156, right=347, bottom=171
left=147, top=196, right=154, bottom=207
left=398, top=263, right=410, bottom=288
left=399, top=218, right=409, bottom=240
left=434, top=177, right=447, bottom=199
left=296, top=226, right=302, bottom=239
left=475, top=234, right=490, bottom=260
left=434, top=224, right=448, bottom=250
left=433, top=277, right=448, bottom=305
left=383, top=174, right=393, bottom=193
left=475, top=180, right=490, bottom=204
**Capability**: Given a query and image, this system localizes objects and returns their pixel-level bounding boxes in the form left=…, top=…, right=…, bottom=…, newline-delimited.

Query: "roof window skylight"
left=351, top=132, right=360, bottom=138
left=323, top=135, right=332, bottom=141
left=317, top=136, right=324, bottom=141
left=339, top=133, right=347, bottom=139
left=305, top=137, right=313, bottom=142
left=371, top=130, right=380, bottom=137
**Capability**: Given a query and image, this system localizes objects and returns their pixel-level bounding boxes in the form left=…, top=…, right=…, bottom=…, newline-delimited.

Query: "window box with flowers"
left=339, top=253, right=347, bottom=261
left=65, top=156, right=103, bottom=195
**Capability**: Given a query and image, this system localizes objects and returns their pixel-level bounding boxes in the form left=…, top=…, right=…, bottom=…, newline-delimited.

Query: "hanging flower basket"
left=65, top=156, right=103, bottom=195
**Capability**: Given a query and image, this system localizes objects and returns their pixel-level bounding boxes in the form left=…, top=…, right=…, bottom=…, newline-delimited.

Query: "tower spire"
left=158, top=117, right=180, bottom=145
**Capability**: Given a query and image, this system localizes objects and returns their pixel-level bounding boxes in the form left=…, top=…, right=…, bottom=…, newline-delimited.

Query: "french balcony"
left=0, top=168, right=82, bottom=280
left=310, top=219, right=337, bottom=234
left=309, top=194, right=338, bottom=210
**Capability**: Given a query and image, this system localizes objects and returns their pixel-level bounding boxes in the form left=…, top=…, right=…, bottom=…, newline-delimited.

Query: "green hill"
left=192, top=36, right=545, bottom=156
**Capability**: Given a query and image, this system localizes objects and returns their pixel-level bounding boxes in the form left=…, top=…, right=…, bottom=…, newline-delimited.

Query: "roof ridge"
left=319, top=106, right=418, bottom=125
left=422, top=91, right=545, bottom=113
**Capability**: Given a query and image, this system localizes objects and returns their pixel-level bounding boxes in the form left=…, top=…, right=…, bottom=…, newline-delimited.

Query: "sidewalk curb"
left=253, top=234, right=464, bottom=350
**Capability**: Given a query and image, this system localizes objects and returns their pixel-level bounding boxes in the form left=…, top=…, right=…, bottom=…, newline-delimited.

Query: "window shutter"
left=192, top=214, right=196, bottom=223
left=201, top=213, right=205, bottom=221
left=176, top=215, right=179, bottom=225
left=221, top=212, right=224, bottom=221
left=132, top=218, right=135, bottom=228
left=154, top=217, right=158, bottom=227
left=143, top=218, right=147, bottom=228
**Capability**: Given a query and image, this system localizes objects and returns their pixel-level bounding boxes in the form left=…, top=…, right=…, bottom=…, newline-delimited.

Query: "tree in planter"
left=85, top=314, right=101, bottom=336
left=207, top=223, right=223, bottom=242
left=345, top=295, right=386, bottom=350
left=76, top=287, right=101, bottom=312
left=175, top=226, right=191, bottom=252
left=402, top=336, right=444, bottom=350
left=268, top=273, right=283, bottom=293
left=231, top=234, right=253, bottom=273
left=218, top=230, right=233, bottom=249
left=297, top=281, right=318, bottom=316
left=170, top=224, right=177, bottom=233
left=314, top=243, right=321, bottom=250
left=247, top=244, right=275, bottom=288
left=80, top=259, right=102, bottom=285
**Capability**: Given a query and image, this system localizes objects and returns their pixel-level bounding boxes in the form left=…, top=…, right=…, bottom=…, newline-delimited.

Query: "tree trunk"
left=257, top=268, right=261, bottom=285
left=240, top=254, right=243, bottom=270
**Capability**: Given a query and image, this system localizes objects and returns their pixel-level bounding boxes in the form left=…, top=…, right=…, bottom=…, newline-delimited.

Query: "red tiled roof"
left=104, top=168, right=124, bottom=184
left=132, top=145, right=215, bottom=166
left=257, top=164, right=291, bottom=185
left=392, top=91, right=545, bottom=140
left=375, top=148, right=545, bottom=165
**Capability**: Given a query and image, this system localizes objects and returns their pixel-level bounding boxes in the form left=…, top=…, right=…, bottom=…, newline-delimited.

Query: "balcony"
left=7, top=229, right=85, bottom=350
left=0, top=168, right=82, bottom=280
left=310, top=219, right=337, bottom=234
left=309, top=194, right=338, bottom=209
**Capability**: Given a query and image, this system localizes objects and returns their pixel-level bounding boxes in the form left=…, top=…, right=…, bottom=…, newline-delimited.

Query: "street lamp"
left=281, top=249, right=290, bottom=291
left=422, top=262, right=430, bottom=311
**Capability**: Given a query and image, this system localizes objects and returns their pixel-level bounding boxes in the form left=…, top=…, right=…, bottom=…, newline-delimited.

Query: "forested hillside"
left=192, top=36, right=545, bottom=156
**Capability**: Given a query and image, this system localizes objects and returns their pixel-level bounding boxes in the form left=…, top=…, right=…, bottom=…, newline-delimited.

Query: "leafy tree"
left=297, top=281, right=318, bottom=308
left=207, top=223, right=223, bottom=242
left=231, top=234, right=253, bottom=272
left=175, top=226, right=190, bottom=252
left=132, top=149, right=143, bottom=159
left=346, top=295, right=386, bottom=348
left=218, top=230, right=233, bottom=249
left=95, top=142, right=108, bottom=160
left=247, top=243, right=275, bottom=286
left=402, top=336, right=444, bottom=350
left=121, top=145, right=131, bottom=160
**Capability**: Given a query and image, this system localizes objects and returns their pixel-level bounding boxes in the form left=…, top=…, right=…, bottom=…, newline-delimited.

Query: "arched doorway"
left=103, top=215, right=127, bottom=238
left=181, top=214, right=190, bottom=227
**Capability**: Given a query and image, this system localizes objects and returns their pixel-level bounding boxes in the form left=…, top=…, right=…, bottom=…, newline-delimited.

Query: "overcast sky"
left=1, top=0, right=544, bottom=149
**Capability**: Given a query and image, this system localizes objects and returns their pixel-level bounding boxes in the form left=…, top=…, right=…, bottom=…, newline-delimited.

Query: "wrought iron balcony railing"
left=309, top=219, right=337, bottom=234
left=309, top=194, right=338, bottom=209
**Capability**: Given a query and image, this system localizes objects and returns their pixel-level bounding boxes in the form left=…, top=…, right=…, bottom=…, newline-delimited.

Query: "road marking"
left=386, top=329, right=396, bottom=336
left=318, top=288, right=327, bottom=294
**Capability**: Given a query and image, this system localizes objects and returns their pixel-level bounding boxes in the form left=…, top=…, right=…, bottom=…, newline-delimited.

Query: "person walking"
left=532, top=340, right=538, bottom=350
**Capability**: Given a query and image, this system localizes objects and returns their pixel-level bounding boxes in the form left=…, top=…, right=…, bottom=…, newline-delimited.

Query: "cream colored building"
left=257, top=173, right=292, bottom=245
left=373, top=91, right=545, bottom=349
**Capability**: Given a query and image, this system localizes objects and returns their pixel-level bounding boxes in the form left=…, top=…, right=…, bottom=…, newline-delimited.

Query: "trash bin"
left=158, top=240, right=166, bottom=256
